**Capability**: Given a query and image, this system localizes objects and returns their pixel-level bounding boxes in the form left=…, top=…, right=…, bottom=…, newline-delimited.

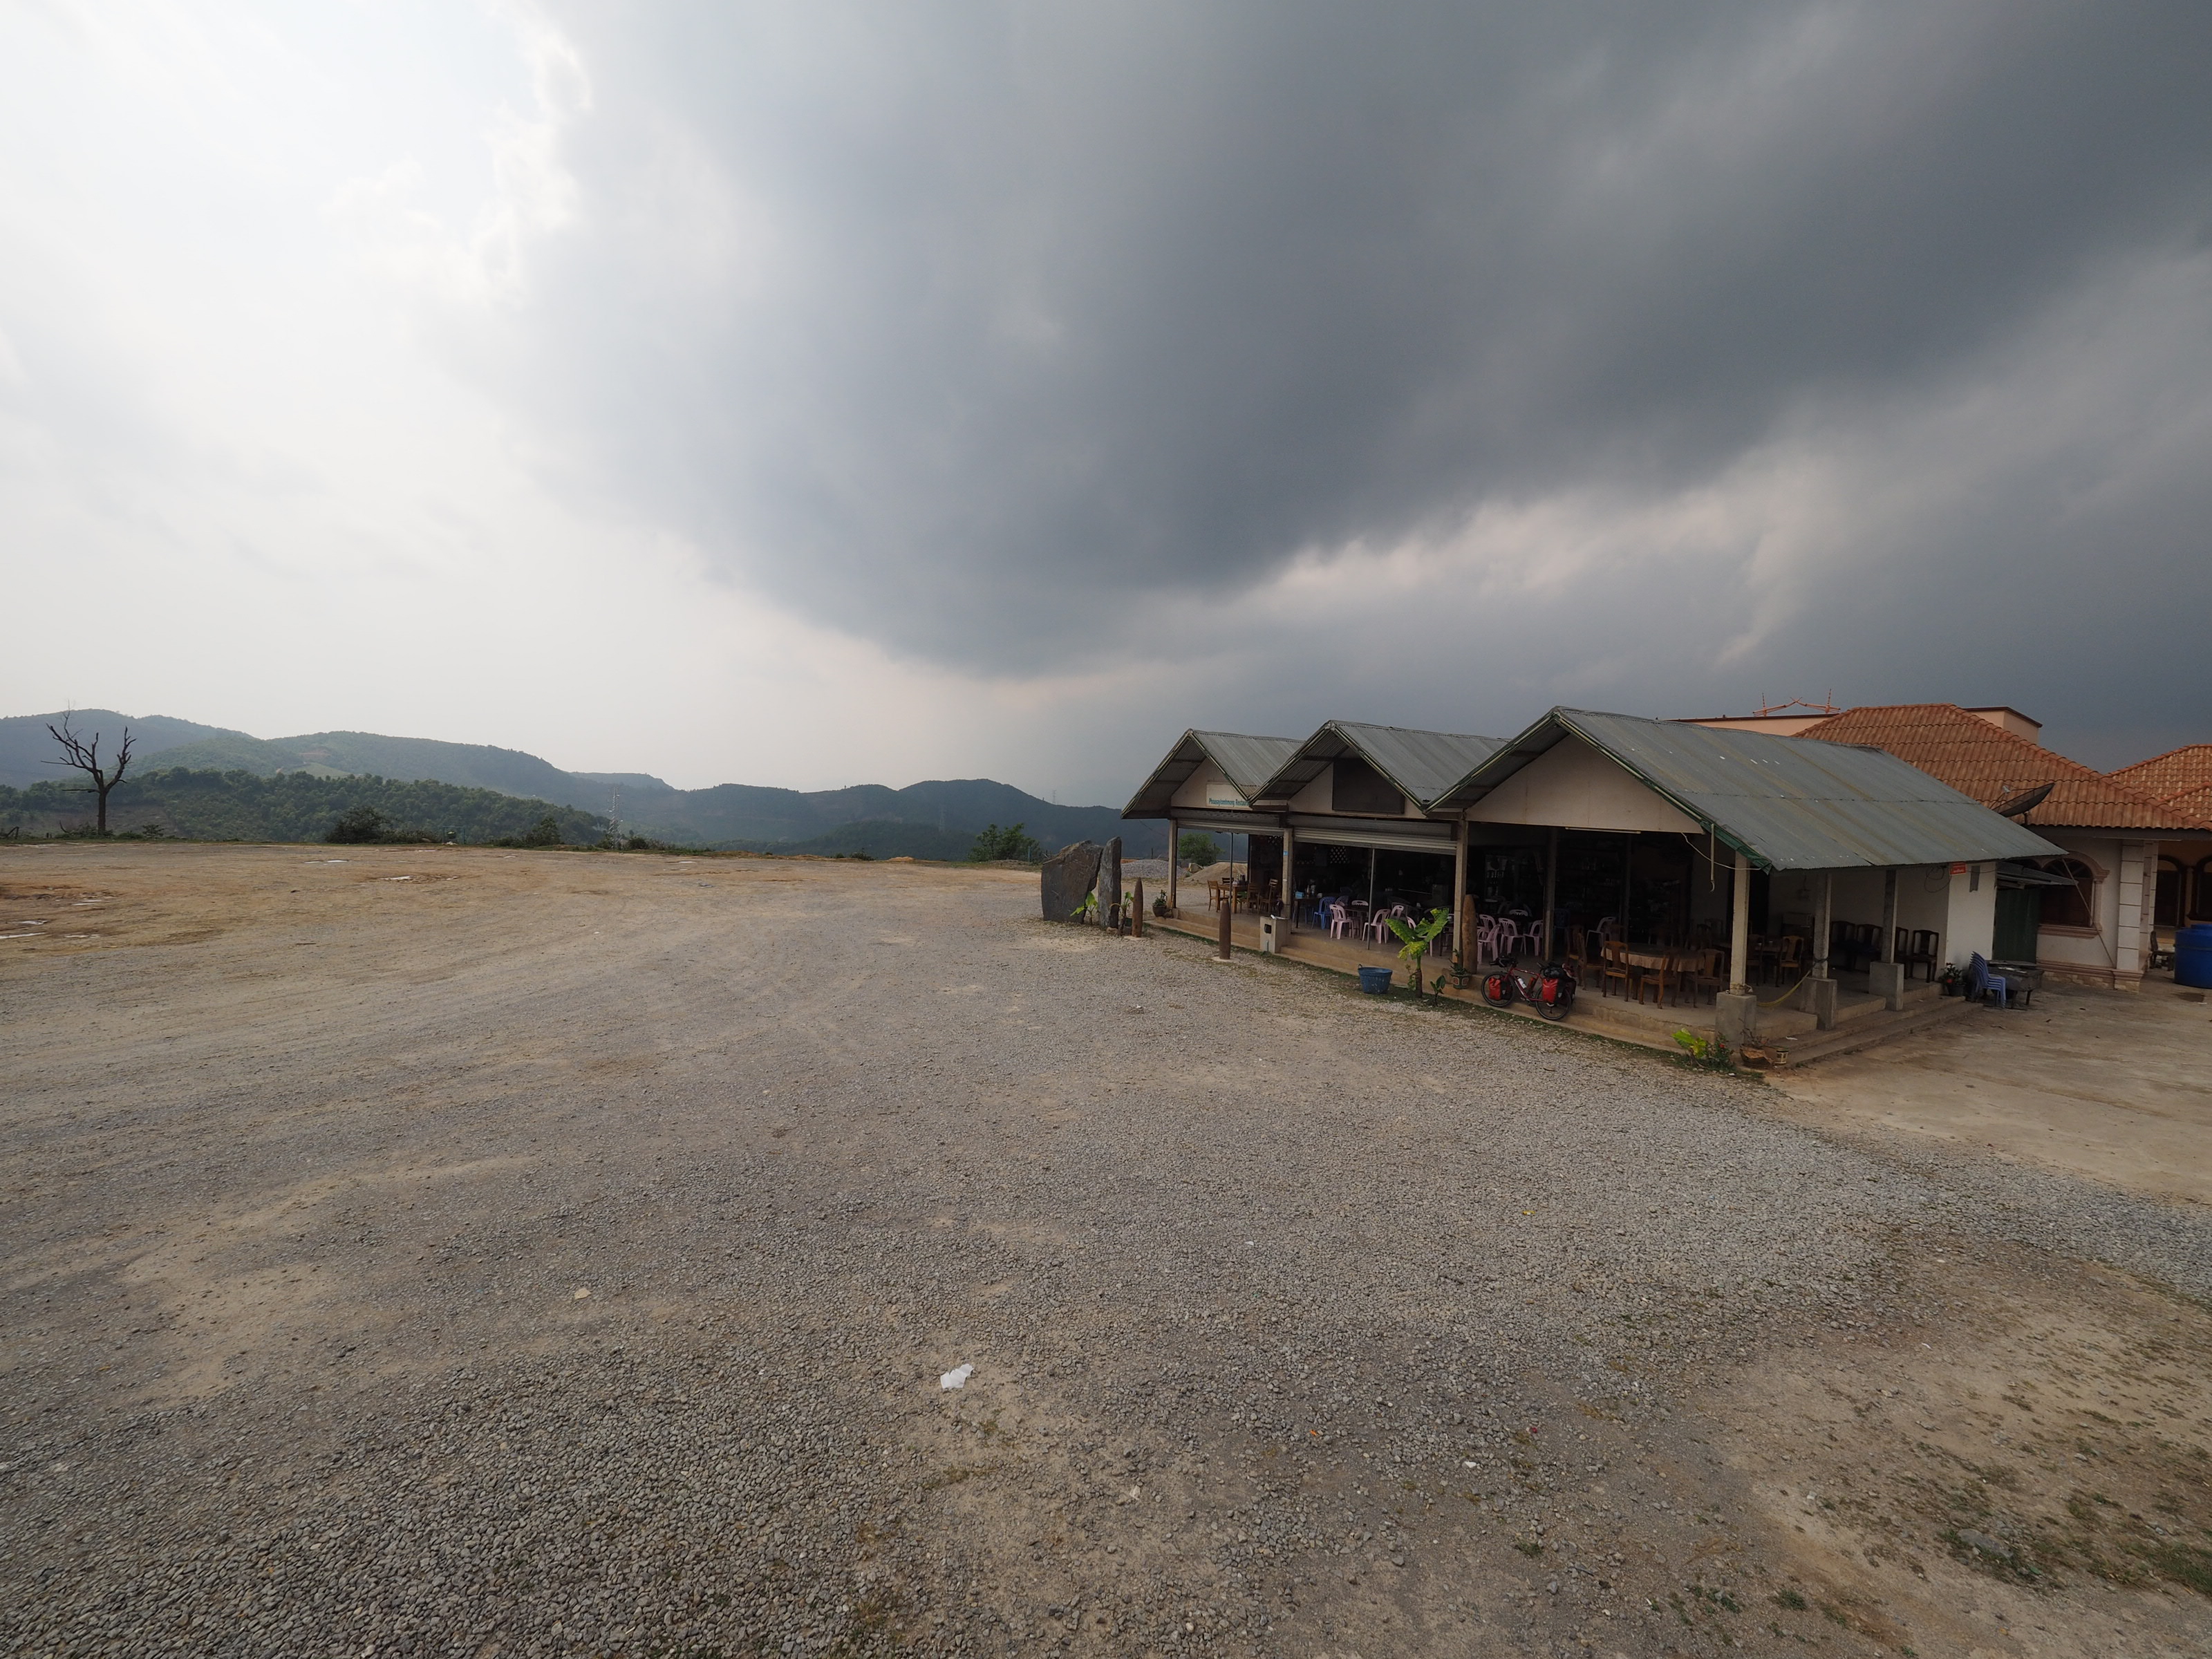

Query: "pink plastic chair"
left=1328, top=903, right=1353, bottom=940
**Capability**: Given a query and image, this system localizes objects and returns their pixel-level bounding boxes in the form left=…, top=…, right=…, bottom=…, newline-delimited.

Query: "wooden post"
left=1729, top=849, right=1752, bottom=994
left=1280, top=823, right=1296, bottom=937
left=1216, top=886, right=1234, bottom=962
left=1166, top=818, right=1178, bottom=917
left=1880, top=868, right=1898, bottom=960
left=1132, top=879, right=1145, bottom=938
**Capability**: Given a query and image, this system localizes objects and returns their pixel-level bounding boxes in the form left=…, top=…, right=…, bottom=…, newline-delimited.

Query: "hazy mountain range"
left=0, top=710, right=1157, bottom=856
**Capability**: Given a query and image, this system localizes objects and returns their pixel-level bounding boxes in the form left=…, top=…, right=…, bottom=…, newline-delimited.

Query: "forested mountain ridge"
left=0, top=770, right=602, bottom=845
left=0, top=709, right=1157, bottom=856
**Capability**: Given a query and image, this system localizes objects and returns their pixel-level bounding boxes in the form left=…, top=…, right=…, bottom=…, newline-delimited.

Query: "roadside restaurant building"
left=1125, top=707, right=2063, bottom=1042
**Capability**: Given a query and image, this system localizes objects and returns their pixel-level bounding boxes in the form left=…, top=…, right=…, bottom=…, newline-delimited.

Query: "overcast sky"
left=3, top=1, right=2208, bottom=801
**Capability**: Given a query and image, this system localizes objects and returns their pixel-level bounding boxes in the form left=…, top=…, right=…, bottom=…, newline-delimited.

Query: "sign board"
left=1205, top=783, right=1250, bottom=810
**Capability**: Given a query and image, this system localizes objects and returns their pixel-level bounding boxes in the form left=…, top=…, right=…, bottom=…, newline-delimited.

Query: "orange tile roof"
left=2112, top=744, right=2212, bottom=827
left=1795, top=704, right=2212, bottom=834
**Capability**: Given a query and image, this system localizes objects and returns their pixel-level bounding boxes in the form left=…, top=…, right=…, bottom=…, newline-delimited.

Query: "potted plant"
left=1383, top=907, right=1453, bottom=997
left=1938, top=964, right=1962, bottom=997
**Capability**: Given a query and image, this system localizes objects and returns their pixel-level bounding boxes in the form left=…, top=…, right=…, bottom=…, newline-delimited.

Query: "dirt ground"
left=2, top=843, right=2209, bottom=1659
left=1764, top=978, right=2212, bottom=1210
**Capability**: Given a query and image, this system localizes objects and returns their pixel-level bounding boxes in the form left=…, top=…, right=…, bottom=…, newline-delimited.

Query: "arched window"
left=2034, top=858, right=2096, bottom=928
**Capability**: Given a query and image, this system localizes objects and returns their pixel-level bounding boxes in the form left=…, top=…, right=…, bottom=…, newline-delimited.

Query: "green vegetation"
left=1382, top=906, right=1452, bottom=996
left=0, top=768, right=603, bottom=846
left=968, top=821, right=1041, bottom=862
left=1177, top=830, right=1218, bottom=866
left=326, top=805, right=436, bottom=845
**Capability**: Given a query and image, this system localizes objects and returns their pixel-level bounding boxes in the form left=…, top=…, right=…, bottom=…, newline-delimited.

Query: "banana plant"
left=1383, top=907, right=1452, bottom=997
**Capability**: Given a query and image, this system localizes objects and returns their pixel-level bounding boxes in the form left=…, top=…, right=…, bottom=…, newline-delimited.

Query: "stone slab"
left=1042, top=841, right=1102, bottom=922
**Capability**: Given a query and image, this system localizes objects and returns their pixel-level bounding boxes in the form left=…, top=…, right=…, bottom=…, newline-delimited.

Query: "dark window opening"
left=2033, top=858, right=2096, bottom=928
left=1331, top=756, right=1405, bottom=816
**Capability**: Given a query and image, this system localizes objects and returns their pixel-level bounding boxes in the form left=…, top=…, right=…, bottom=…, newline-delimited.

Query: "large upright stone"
left=1095, top=837, right=1122, bottom=931
left=1042, top=841, right=1103, bottom=922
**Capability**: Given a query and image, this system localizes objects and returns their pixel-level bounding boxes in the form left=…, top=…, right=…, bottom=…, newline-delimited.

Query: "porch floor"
left=1147, top=906, right=1952, bottom=1062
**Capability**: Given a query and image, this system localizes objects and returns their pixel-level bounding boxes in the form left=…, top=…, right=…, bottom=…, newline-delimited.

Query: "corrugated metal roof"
left=1797, top=704, right=2211, bottom=833
left=1251, top=722, right=1504, bottom=810
left=1430, top=707, right=2065, bottom=871
left=1121, top=729, right=1302, bottom=818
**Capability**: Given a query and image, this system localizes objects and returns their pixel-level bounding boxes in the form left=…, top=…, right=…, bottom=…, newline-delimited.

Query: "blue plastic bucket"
left=1357, top=965, right=1393, bottom=995
left=2177, top=924, right=2212, bottom=990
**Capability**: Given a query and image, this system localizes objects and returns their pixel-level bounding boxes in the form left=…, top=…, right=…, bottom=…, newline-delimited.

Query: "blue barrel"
left=2177, top=924, right=2212, bottom=990
left=1358, top=965, right=1394, bottom=995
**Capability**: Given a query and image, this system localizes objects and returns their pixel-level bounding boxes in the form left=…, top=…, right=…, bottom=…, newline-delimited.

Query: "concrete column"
left=1801, top=869, right=1838, bottom=1029
left=1717, top=848, right=1757, bottom=1051
left=1868, top=867, right=1905, bottom=1011
left=1280, top=823, right=1296, bottom=936
left=1728, top=848, right=1752, bottom=993
left=1453, top=814, right=1470, bottom=971
left=1166, top=817, right=1178, bottom=916
left=2115, top=839, right=2151, bottom=990
left=1543, top=826, right=1559, bottom=962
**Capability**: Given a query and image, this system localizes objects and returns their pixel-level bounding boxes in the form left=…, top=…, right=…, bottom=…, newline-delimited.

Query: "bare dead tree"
left=46, top=713, right=136, bottom=835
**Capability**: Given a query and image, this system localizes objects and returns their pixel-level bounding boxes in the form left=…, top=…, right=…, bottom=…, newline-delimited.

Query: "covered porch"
left=1145, top=903, right=1956, bottom=1062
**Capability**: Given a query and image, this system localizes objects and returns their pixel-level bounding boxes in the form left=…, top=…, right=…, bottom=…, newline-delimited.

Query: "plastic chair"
left=1966, top=952, right=2008, bottom=1009
left=1328, top=903, right=1353, bottom=940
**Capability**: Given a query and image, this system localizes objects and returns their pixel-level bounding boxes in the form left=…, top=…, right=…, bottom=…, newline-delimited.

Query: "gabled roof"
left=1121, top=730, right=1303, bottom=818
left=2110, top=744, right=2212, bottom=827
left=1429, top=707, right=2063, bottom=872
left=1252, top=721, right=1506, bottom=812
left=1796, top=705, right=2211, bottom=834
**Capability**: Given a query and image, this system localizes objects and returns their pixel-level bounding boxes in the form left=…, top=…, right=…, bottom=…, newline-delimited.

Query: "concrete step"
left=1765, top=994, right=1980, bottom=1069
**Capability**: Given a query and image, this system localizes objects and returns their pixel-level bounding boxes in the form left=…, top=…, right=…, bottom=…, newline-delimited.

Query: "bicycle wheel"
left=1480, top=973, right=1512, bottom=1008
left=1536, top=983, right=1573, bottom=1022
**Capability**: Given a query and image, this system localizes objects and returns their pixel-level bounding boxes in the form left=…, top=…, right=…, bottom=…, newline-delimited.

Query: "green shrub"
left=969, top=822, right=1042, bottom=862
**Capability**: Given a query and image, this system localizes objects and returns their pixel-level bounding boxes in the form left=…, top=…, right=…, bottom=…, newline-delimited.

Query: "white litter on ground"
left=939, top=1364, right=974, bottom=1390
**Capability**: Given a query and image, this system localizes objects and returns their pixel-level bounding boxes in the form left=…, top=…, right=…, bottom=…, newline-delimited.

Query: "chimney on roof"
left=1963, top=706, right=2043, bottom=742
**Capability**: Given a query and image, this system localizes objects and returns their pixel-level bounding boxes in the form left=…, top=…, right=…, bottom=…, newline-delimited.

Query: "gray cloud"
left=422, top=1, right=2211, bottom=753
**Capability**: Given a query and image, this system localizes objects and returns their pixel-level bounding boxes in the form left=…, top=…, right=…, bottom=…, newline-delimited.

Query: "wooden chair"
left=1598, top=940, right=1638, bottom=1000
left=1636, top=949, right=1679, bottom=1007
left=1902, top=928, right=1940, bottom=983
left=1777, top=935, right=1807, bottom=983
left=1687, top=947, right=1727, bottom=1006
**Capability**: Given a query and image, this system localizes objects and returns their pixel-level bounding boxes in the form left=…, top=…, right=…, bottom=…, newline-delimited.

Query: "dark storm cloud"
left=481, top=1, right=2212, bottom=700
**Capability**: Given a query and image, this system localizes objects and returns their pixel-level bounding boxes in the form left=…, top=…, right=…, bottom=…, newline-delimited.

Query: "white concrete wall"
left=2038, top=831, right=2154, bottom=990
left=2036, top=833, right=2115, bottom=982
left=1465, top=738, right=1701, bottom=833
left=1171, top=761, right=1264, bottom=816
left=1946, top=863, right=1997, bottom=968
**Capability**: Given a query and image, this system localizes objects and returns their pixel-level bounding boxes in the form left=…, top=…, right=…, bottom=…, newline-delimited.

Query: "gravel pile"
left=3, top=851, right=2206, bottom=1657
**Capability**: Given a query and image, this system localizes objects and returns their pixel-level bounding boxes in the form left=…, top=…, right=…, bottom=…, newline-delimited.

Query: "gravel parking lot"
left=3, top=845, right=2209, bottom=1658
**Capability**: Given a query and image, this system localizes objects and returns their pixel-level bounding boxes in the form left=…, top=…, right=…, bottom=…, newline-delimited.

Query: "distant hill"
left=0, top=769, right=602, bottom=845
left=0, top=709, right=1159, bottom=856
left=0, top=710, right=251, bottom=788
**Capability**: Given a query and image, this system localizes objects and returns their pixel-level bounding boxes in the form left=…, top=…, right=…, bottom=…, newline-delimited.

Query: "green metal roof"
left=1430, top=708, right=2066, bottom=871
left=1253, top=721, right=1506, bottom=810
left=1121, top=729, right=1303, bottom=818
